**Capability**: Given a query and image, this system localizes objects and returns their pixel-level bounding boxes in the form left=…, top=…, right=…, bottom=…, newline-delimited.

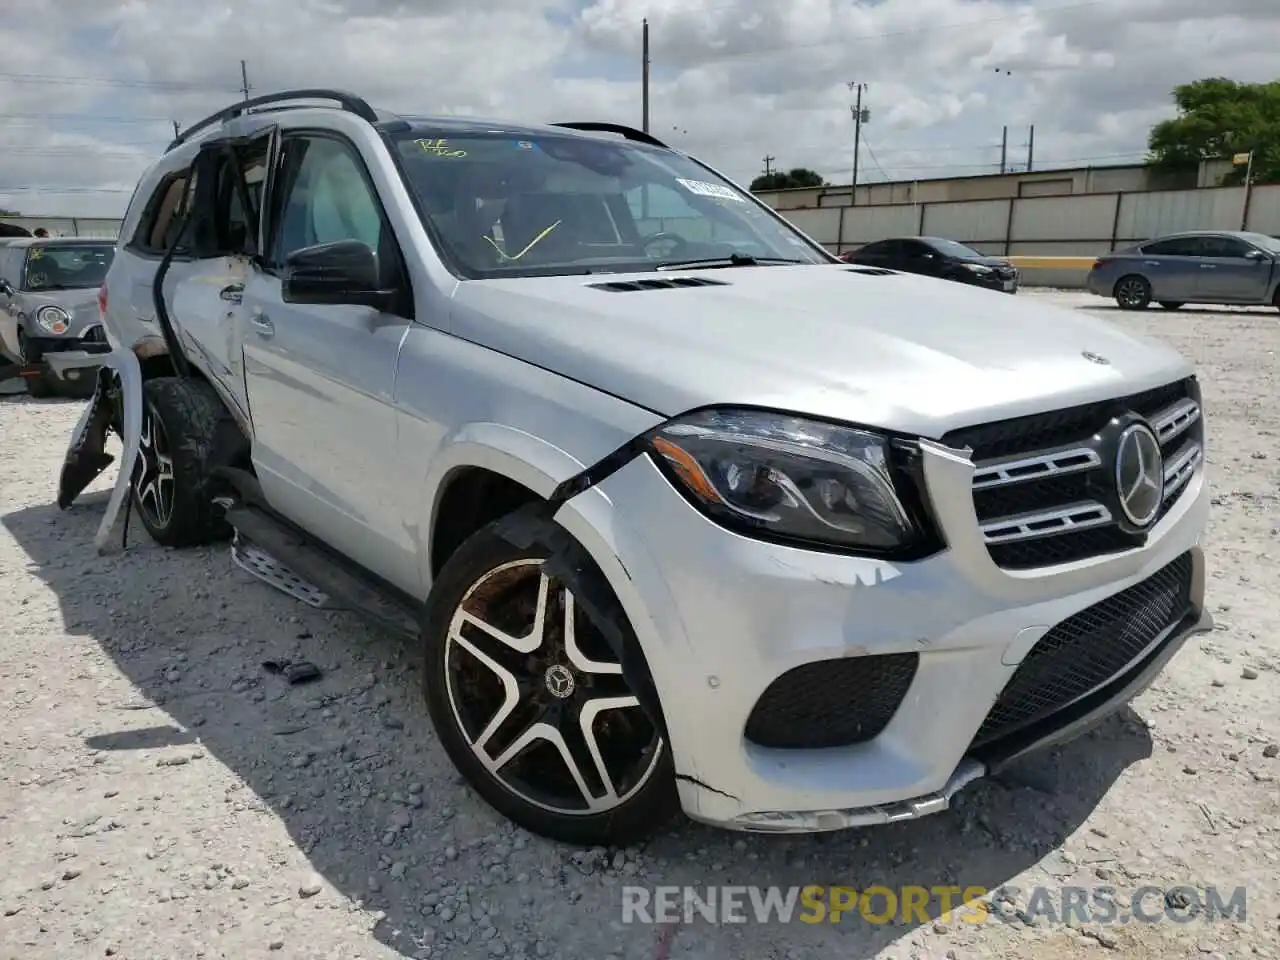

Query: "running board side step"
left=220, top=500, right=421, bottom=640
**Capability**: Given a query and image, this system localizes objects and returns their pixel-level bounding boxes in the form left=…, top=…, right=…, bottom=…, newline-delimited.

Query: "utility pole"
left=240, top=60, right=251, bottom=102
left=848, top=82, right=868, bottom=206
left=1026, top=124, right=1035, bottom=172
left=763, top=155, right=776, bottom=176
left=641, top=20, right=650, bottom=133
left=1000, top=125, right=1008, bottom=174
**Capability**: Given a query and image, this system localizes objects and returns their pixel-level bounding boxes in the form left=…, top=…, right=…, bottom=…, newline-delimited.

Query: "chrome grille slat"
left=950, top=380, right=1204, bottom=570
left=971, top=446, right=1100, bottom=490
left=981, top=502, right=1112, bottom=544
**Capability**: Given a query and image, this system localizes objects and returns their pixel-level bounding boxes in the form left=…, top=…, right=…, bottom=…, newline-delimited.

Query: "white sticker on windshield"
left=676, top=178, right=746, bottom=202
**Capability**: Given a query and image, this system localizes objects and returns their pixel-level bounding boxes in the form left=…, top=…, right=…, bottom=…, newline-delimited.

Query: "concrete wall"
left=771, top=184, right=1280, bottom=288
left=0, top=216, right=123, bottom=239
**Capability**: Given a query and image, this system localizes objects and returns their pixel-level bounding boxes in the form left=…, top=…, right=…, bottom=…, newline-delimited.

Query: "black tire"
left=24, top=370, right=55, bottom=398
left=131, top=376, right=234, bottom=547
left=1158, top=301, right=1184, bottom=311
left=1114, top=275, right=1152, bottom=311
left=422, top=514, right=679, bottom=846
left=17, top=332, right=55, bottom=398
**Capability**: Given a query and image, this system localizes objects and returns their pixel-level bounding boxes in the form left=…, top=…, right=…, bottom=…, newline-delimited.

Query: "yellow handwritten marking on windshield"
left=28, top=248, right=43, bottom=260
left=484, top=221, right=563, bottom=262
left=415, top=138, right=467, bottom=158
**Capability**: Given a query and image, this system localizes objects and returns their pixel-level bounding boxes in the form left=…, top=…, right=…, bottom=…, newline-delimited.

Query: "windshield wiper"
left=655, top=253, right=808, bottom=271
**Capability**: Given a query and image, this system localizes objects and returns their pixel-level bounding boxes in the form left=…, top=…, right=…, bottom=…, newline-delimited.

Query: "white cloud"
left=1, top=0, right=1276, bottom=219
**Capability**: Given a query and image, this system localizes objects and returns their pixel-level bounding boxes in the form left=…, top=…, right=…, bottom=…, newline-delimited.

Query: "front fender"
left=416, top=422, right=591, bottom=591
left=56, top=346, right=143, bottom=554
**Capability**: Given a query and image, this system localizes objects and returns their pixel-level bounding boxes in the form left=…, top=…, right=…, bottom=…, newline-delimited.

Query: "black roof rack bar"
left=550, top=122, right=669, bottom=149
left=168, top=88, right=379, bottom=152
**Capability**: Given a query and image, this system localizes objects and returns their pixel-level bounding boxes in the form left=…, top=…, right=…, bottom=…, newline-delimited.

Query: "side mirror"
left=1244, top=248, right=1267, bottom=261
left=0, top=279, right=12, bottom=296
left=282, top=240, right=396, bottom=310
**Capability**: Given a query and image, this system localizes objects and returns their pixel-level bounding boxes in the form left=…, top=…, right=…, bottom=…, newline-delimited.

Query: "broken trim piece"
left=151, top=170, right=201, bottom=379
left=546, top=434, right=650, bottom=507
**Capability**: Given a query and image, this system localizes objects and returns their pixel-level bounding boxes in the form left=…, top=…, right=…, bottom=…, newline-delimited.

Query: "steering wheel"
left=640, top=231, right=690, bottom=260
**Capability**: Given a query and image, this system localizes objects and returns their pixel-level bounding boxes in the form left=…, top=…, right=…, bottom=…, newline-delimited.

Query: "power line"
left=0, top=70, right=238, bottom=91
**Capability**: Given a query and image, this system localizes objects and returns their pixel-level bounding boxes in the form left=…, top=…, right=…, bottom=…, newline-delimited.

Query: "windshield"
left=22, top=243, right=115, bottom=291
left=391, top=128, right=828, bottom=278
left=923, top=237, right=985, bottom=259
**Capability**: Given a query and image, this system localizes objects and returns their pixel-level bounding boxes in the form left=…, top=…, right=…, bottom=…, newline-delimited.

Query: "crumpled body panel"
left=56, top=346, right=142, bottom=554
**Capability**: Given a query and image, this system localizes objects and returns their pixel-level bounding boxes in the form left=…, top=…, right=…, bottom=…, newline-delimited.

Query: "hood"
left=962, top=256, right=1014, bottom=269
left=447, top=264, right=1193, bottom=438
left=21, top=288, right=100, bottom=333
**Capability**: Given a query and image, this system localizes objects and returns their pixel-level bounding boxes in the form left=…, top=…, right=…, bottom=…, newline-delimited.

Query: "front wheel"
left=422, top=515, right=678, bottom=845
left=17, top=333, right=54, bottom=398
left=1114, top=275, right=1152, bottom=311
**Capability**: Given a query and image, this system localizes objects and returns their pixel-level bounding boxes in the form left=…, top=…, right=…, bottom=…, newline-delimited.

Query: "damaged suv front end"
left=54, top=98, right=1212, bottom=843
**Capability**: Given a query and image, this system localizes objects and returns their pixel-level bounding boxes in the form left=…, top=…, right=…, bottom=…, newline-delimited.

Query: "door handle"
left=249, top=313, right=274, bottom=337
left=219, top=283, right=244, bottom=303
left=1199, top=263, right=1215, bottom=269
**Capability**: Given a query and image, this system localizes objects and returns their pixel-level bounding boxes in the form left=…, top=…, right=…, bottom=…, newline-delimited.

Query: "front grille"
left=745, top=654, right=918, bottom=750
left=942, top=377, right=1204, bottom=569
left=970, top=551, right=1193, bottom=749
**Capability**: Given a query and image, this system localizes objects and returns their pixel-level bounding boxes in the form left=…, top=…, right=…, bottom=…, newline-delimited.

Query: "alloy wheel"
left=1116, top=278, right=1148, bottom=308
left=443, top=558, right=664, bottom=816
left=132, top=404, right=175, bottom=529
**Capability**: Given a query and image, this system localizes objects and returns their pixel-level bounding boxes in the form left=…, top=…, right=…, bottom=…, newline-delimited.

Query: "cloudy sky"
left=1, top=0, right=1276, bottom=219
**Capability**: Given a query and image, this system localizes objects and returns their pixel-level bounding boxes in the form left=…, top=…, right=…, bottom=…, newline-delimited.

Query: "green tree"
left=1147, top=78, right=1280, bottom=184
left=750, top=167, right=827, bottom=191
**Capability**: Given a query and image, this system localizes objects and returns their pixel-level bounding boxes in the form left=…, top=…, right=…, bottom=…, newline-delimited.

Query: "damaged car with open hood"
left=57, top=90, right=1211, bottom=845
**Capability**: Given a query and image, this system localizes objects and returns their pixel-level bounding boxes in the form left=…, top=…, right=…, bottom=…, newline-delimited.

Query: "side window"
left=213, top=137, right=271, bottom=255
left=901, top=241, right=932, bottom=261
left=271, top=136, right=384, bottom=265
left=1200, top=235, right=1251, bottom=258
left=857, top=241, right=887, bottom=258
left=130, top=171, right=198, bottom=256
left=1141, top=237, right=1196, bottom=257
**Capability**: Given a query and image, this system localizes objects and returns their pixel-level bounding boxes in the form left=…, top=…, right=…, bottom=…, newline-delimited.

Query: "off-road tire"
left=132, top=376, right=234, bottom=547
left=421, top=513, right=680, bottom=846
left=1158, top=301, right=1184, bottom=311
left=1114, top=275, right=1152, bottom=311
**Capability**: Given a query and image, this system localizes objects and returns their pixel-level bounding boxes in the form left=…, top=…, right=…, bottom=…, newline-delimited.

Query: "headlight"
left=35, top=305, right=71, bottom=335
left=961, top=263, right=993, bottom=275
left=647, top=408, right=927, bottom=552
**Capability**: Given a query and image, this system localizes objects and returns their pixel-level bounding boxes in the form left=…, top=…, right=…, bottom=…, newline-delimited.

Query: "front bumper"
left=555, top=436, right=1210, bottom=833
left=26, top=331, right=111, bottom=389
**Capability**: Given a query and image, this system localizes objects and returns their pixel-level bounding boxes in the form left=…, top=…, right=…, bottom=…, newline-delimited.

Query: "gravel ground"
left=1, top=290, right=1277, bottom=960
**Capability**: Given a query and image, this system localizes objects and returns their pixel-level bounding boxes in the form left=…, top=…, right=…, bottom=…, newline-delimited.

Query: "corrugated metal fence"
left=758, top=183, right=1280, bottom=258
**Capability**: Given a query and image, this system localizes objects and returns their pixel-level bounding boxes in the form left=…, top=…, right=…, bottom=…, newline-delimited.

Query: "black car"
left=842, top=236, right=1019, bottom=293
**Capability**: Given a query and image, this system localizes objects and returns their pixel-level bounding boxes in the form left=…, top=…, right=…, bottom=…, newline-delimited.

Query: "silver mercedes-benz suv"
left=57, top=89, right=1210, bottom=845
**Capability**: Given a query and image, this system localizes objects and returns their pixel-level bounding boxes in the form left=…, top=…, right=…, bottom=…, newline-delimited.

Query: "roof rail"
left=168, top=89, right=379, bottom=152
left=551, top=122, right=669, bottom=149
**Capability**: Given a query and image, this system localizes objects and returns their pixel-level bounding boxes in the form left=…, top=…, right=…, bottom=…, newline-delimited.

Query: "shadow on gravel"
left=5, top=492, right=1156, bottom=960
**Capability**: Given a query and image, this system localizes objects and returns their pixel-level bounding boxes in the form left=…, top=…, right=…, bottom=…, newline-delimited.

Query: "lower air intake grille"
left=745, top=654, right=918, bottom=750
left=970, top=551, right=1194, bottom=749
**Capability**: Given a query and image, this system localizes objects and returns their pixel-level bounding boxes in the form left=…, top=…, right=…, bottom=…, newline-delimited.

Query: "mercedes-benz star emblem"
left=544, top=664, right=576, bottom=699
left=1082, top=351, right=1110, bottom=365
left=1114, top=422, right=1164, bottom=527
